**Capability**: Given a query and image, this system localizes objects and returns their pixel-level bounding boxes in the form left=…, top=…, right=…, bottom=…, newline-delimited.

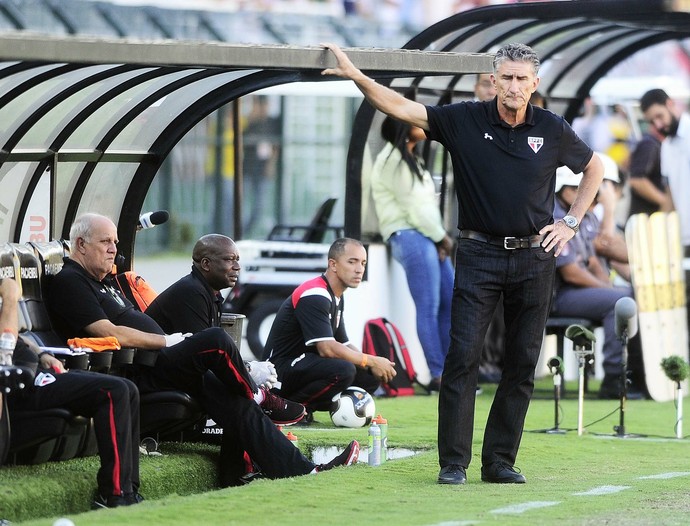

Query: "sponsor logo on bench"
left=44, top=262, right=63, bottom=276
left=20, top=266, right=38, bottom=280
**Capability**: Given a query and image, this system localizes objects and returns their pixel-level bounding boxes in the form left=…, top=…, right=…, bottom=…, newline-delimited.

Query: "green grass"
left=4, top=380, right=690, bottom=526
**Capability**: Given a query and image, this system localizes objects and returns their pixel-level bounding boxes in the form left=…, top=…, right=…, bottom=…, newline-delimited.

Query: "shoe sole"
left=437, top=476, right=466, bottom=485
left=267, top=408, right=307, bottom=426
left=481, top=476, right=526, bottom=484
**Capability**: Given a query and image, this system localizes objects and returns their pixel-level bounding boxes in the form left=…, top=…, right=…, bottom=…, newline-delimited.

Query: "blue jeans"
left=438, top=238, right=555, bottom=470
left=390, top=229, right=454, bottom=379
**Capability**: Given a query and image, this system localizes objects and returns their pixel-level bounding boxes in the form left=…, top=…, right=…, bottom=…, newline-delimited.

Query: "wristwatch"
left=562, top=214, right=579, bottom=233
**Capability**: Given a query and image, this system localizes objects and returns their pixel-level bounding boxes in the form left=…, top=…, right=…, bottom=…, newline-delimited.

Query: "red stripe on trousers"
left=199, top=348, right=254, bottom=399
left=106, top=390, right=122, bottom=496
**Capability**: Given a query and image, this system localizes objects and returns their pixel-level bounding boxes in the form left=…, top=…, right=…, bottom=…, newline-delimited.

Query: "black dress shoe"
left=598, top=375, right=646, bottom=400
left=481, top=462, right=526, bottom=484
left=427, top=377, right=441, bottom=392
left=438, top=464, right=467, bottom=485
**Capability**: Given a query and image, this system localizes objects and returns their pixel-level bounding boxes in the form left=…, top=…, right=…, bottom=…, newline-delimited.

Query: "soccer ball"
left=329, top=386, right=375, bottom=428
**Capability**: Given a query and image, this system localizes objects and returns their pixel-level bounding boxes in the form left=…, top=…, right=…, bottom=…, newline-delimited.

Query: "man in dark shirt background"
left=627, top=127, right=672, bottom=217
left=146, top=233, right=277, bottom=388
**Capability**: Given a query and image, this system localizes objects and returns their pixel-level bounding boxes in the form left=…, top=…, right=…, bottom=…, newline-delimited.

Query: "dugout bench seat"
left=0, top=240, right=204, bottom=466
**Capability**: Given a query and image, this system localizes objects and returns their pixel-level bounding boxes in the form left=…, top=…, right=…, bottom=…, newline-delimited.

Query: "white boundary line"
left=638, top=472, right=690, bottom=479
left=572, top=485, right=630, bottom=496
left=426, top=471, right=690, bottom=523
left=491, top=501, right=560, bottom=514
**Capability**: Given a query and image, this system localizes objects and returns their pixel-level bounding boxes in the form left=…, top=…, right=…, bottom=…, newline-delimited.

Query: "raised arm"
left=321, top=43, right=429, bottom=131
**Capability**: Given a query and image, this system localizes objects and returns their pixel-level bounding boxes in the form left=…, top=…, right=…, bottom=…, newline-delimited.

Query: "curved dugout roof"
left=345, top=0, right=690, bottom=237
left=1, top=0, right=690, bottom=262
left=0, top=36, right=489, bottom=266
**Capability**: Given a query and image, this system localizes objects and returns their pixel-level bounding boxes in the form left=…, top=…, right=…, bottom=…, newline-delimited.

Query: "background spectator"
left=370, top=116, right=454, bottom=391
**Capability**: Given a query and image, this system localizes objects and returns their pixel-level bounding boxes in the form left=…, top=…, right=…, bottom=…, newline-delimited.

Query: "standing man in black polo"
left=322, top=42, right=603, bottom=485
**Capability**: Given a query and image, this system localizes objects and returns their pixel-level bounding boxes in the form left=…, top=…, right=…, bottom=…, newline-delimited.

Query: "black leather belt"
left=459, top=230, right=542, bottom=250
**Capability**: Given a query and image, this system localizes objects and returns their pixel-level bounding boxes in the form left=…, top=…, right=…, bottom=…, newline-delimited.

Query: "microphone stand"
left=547, top=367, right=566, bottom=434
left=573, top=344, right=594, bottom=436
left=564, top=324, right=596, bottom=436
left=535, top=362, right=567, bottom=434
left=613, top=327, right=640, bottom=438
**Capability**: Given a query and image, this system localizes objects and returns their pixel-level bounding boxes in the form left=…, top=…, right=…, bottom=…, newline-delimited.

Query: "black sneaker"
left=125, top=492, right=145, bottom=505
left=239, top=471, right=265, bottom=485
left=260, top=388, right=306, bottom=425
left=294, top=410, right=317, bottom=426
left=316, top=440, right=360, bottom=472
left=598, top=374, right=646, bottom=400
left=92, top=494, right=129, bottom=509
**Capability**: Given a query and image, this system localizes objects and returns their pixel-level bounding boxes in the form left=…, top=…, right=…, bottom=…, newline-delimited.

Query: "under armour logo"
left=484, top=133, right=493, bottom=140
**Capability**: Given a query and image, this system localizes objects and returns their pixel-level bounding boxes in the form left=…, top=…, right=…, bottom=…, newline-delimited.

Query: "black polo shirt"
left=146, top=266, right=223, bottom=334
left=47, top=258, right=164, bottom=341
left=426, top=99, right=593, bottom=237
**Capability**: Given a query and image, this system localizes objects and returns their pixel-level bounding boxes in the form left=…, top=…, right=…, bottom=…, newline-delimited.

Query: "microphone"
left=614, top=297, right=638, bottom=339
left=548, top=356, right=564, bottom=375
left=137, top=210, right=169, bottom=230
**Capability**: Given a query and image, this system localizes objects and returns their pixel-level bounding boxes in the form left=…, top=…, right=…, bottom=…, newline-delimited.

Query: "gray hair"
left=493, top=43, right=540, bottom=76
left=69, top=213, right=111, bottom=242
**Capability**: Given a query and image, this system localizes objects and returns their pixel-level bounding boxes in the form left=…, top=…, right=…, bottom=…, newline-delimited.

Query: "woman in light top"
left=371, top=116, right=454, bottom=391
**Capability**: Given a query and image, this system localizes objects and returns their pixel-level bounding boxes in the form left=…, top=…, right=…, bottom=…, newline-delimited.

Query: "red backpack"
left=362, top=317, right=418, bottom=396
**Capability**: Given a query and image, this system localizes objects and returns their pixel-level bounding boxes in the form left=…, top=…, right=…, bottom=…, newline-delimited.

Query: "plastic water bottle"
left=372, top=414, right=388, bottom=462
left=368, top=421, right=381, bottom=466
left=0, top=329, right=16, bottom=367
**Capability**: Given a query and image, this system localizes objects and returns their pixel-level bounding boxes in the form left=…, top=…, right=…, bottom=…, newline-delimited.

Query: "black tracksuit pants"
left=134, top=327, right=256, bottom=400
left=132, top=327, right=315, bottom=486
left=10, top=369, right=140, bottom=497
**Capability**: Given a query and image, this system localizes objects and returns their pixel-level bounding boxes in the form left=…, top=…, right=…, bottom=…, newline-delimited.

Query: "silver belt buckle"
left=503, top=237, right=517, bottom=249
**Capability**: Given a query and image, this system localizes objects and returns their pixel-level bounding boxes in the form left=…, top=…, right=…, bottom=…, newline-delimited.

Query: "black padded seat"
left=139, top=390, right=205, bottom=442
left=8, top=406, right=90, bottom=465
left=267, top=197, right=343, bottom=243
left=1, top=243, right=91, bottom=463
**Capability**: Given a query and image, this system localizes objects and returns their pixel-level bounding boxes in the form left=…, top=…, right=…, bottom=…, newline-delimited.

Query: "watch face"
left=563, top=215, right=578, bottom=231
